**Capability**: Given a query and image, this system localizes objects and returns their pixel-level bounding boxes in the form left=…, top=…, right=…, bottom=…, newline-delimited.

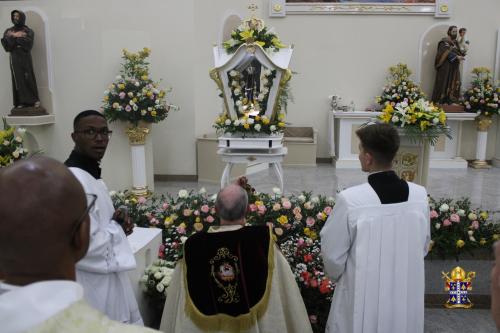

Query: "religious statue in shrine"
left=1, top=10, right=45, bottom=115
left=431, top=26, right=465, bottom=105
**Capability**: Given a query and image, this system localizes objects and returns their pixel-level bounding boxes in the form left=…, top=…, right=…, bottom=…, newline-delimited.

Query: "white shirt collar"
left=208, top=225, right=244, bottom=233
left=0, top=280, right=83, bottom=333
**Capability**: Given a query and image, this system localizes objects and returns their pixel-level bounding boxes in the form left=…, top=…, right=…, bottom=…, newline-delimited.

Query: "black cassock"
left=1, top=10, right=39, bottom=107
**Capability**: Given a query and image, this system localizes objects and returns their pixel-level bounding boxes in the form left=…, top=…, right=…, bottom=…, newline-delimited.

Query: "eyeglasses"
left=72, top=193, right=97, bottom=235
left=74, top=128, right=113, bottom=140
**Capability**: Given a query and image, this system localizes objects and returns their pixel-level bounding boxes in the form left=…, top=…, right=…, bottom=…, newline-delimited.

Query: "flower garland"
left=0, top=118, right=28, bottom=167
left=102, top=48, right=176, bottom=127
left=462, top=67, right=499, bottom=117
left=376, top=63, right=425, bottom=108
left=379, top=98, right=450, bottom=145
left=223, top=17, right=286, bottom=54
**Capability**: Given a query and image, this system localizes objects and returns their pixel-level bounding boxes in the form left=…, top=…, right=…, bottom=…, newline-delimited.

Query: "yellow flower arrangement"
left=378, top=98, right=450, bottom=145
left=0, top=119, right=28, bottom=168
left=102, top=47, right=177, bottom=127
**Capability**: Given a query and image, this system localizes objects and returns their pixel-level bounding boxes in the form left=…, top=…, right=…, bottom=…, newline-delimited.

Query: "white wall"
left=0, top=0, right=499, bottom=189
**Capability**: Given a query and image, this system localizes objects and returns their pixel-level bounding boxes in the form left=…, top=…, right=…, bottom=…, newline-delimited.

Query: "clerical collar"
left=64, top=150, right=101, bottom=179
left=368, top=170, right=395, bottom=176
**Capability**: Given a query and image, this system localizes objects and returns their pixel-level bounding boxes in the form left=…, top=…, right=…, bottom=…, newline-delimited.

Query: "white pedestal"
left=329, top=111, right=476, bottom=169
left=218, top=147, right=288, bottom=192
left=130, top=144, right=148, bottom=195
left=471, top=130, right=491, bottom=169
left=127, top=227, right=163, bottom=327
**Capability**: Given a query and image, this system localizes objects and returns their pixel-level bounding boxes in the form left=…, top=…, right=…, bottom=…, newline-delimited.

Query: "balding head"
left=0, top=157, right=90, bottom=285
left=215, top=184, right=248, bottom=225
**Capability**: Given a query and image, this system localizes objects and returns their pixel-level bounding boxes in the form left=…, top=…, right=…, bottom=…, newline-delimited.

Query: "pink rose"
left=306, top=217, right=315, bottom=227
left=176, top=226, right=186, bottom=234
left=316, top=212, right=324, bottom=220
left=297, top=238, right=305, bottom=247
left=125, top=105, right=132, bottom=112
left=471, top=220, right=479, bottom=229
left=210, top=208, right=216, bottom=214
left=249, top=204, right=257, bottom=212
left=200, top=205, right=210, bottom=214
left=205, top=215, right=215, bottom=223
left=183, top=209, right=192, bottom=217
left=323, top=206, right=332, bottom=215
left=430, top=210, right=439, bottom=219
left=273, top=203, right=281, bottom=211
left=443, top=219, right=452, bottom=227
left=450, top=214, right=460, bottom=223
left=137, top=196, right=146, bottom=204
left=295, top=213, right=303, bottom=221
left=282, top=200, right=292, bottom=209
left=284, top=223, right=291, bottom=230
left=293, top=207, right=301, bottom=215
left=119, top=91, right=126, bottom=99
left=257, top=205, right=266, bottom=215
left=194, top=210, right=200, bottom=216
left=162, top=202, right=169, bottom=210
left=309, top=315, right=318, bottom=324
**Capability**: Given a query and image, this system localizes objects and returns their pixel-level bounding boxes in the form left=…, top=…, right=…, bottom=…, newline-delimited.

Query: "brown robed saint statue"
left=431, top=25, right=465, bottom=109
left=1, top=10, right=46, bottom=116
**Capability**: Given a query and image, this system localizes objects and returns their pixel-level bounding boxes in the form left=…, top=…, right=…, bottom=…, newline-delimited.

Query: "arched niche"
left=218, top=12, right=243, bottom=46
left=417, top=22, right=467, bottom=99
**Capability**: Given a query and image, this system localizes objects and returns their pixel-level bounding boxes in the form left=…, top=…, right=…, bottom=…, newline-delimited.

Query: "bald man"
left=0, top=157, right=159, bottom=333
left=160, top=184, right=312, bottom=333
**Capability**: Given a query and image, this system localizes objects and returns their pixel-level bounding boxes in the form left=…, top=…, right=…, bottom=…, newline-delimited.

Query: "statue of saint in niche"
left=431, top=25, right=465, bottom=107
left=1, top=10, right=46, bottom=116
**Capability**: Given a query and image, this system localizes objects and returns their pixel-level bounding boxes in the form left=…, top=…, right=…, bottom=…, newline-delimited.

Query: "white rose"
left=3, top=140, right=9, bottom=146
left=457, top=209, right=465, bottom=217
left=257, top=94, right=265, bottom=101
left=247, top=118, right=255, bottom=124
left=240, top=118, right=246, bottom=125
left=261, top=88, right=269, bottom=94
left=264, top=69, right=272, bottom=76
left=141, top=110, right=147, bottom=116
left=16, top=128, right=26, bottom=135
left=134, top=81, right=140, bottom=87
left=178, top=189, right=188, bottom=198
left=140, top=275, right=148, bottom=283
left=439, top=204, right=449, bottom=212
left=153, top=272, right=163, bottom=280
left=155, top=99, right=160, bottom=104
left=234, top=88, right=241, bottom=96
left=261, top=78, right=268, bottom=85
left=311, top=196, right=320, bottom=204
left=298, top=194, right=306, bottom=203
left=148, top=107, right=152, bottom=111
left=133, top=105, right=138, bottom=111
left=180, top=236, right=188, bottom=243
left=161, top=277, right=171, bottom=287
left=156, top=283, right=165, bottom=293
left=327, top=196, right=335, bottom=204
left=254, top=124, right=261, bottom=131
left=469, top=236, right=476, bottom=242
left=392, top=116, right=399, bottom=123
left=12, top=149, right=20, bottom=158
left=109, top=190, right=117, bottom=197
left=199, top=187, right=207, bottom=194
left=272, top=187, right=281, bottom=195
left=15, top=136, right=22, bottom=143
left=468, top=213, right=477, bottom=221
left=225, top=119, right=232, bottom=125
left=234, top=120, right=241, bottom=126
left=236, top=100, right=242, bottom=106
left=229, top=70, right=238, bottom=77
left=435, top=223, right=441, bottom=230
left=468, top=230, right=474, bottom=236
left=128, top=92, right=134, bottom=98
left=433, top=118, right=439, bottom=124
left=115, top=75, right=122, bottom=80
left=270, top=125, right=276, bottom=132
left=129, top=100, right=135, bottom=105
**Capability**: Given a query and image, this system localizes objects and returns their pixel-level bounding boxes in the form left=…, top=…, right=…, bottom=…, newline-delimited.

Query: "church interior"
left=1, top=0, right=500, bottom=332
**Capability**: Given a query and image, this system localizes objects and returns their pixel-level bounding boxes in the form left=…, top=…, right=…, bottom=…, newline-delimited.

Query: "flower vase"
left=470, top=115, right=492, bottom=169
left=393, top=131, right=431, bottom=187
left=125, top=122, right=151, bottom=196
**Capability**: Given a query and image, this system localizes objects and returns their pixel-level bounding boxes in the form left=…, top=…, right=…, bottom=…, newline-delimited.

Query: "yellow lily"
left=271, top=37, right=286, bottom=48
left=239, top=29, right=254, bottom=41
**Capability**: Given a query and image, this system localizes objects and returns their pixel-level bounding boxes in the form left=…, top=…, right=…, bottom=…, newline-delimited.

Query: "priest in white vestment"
left=321, top=123, right=430, bottom=333
left=65, top=110, right=143, bottom=325
left=0, top=157, right=158, bottom=333
left=160, top=185, right=312, bottom=333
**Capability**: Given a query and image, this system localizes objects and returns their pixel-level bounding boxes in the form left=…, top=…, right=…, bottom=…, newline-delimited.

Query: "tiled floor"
left=155, top=165, right=500, bottom=332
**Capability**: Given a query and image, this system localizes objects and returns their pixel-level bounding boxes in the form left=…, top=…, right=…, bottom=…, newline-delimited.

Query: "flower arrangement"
left=378, top=98, right=451, bottom=145
left=140, top=259, right=175, bottom=313
left=223, top=17, right=286, bottom=54
left=0, top=118, right=28, bottom=167
left=102, top=48, right=175, bottom=127
left=213, top=111, right=286, bottom=136
left=376, top=63, right=425, bottom=108
left=428, top=197, right=499, bottom=259
left=462, top=67, right=499, bottom=118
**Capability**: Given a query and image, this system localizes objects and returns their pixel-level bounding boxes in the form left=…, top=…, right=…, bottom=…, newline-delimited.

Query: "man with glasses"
left=0, top=157, right=158, bottom=332
left=65, top=110, right=143, bottom=325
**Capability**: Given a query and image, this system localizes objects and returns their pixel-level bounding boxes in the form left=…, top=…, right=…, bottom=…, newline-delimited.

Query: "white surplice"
left=159, top=225, right=313, bottom=333
left=69, top=167, right=143, bottom=325
left=320, top=182, right=430, bottom=333
left=0, top=280, right=158, bottom=333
